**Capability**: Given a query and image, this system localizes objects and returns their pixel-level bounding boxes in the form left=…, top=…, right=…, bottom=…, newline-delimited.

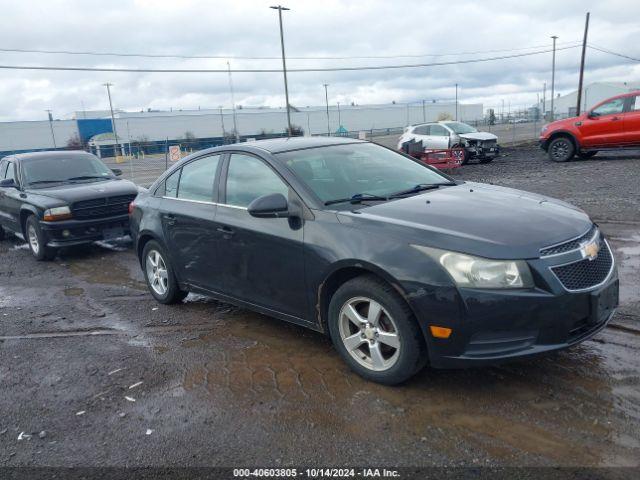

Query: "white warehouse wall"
left=0, top=120, right=79, bottom=152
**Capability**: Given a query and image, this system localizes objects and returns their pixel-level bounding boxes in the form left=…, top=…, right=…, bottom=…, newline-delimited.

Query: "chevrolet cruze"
left=129, top=137, right=619, bottom=385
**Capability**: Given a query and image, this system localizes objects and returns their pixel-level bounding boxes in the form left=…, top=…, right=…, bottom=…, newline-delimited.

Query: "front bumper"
left=406, top=267, right=619, bottom=369
left=539, top=138, right=550, bottom=150
left=40, top=214, right=130, bottom=248
left=467, top=144, right=500, bottom=158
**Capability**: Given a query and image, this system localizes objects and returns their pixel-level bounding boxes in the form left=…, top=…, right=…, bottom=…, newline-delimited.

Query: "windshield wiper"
left=67, top=175, right=108, bottom=181
left=389, top=182, right=456, bottom=198
left=28, top=180, right=66, bottom=185
left=324, top=193, right=389, bottom=206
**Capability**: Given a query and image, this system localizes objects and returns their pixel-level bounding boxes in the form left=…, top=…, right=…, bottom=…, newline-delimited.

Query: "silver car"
left=398, top=121, right=500, bottom=164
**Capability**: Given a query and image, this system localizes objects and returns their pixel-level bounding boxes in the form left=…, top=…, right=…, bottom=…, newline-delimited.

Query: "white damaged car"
left=397, top=121, right=500, bottom=164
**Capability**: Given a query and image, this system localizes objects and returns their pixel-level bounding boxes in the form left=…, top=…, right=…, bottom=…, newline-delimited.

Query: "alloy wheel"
left=338, top=296, right=400, bottom=371
left=551, top=140, right=570, bottom=160
left=28, top=224, right=40, bottom=255
left=146, top=249, right=169, bottom=296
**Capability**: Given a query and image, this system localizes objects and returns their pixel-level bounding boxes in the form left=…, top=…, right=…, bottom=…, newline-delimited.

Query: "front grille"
left=482, top=139, right=497, bottom=147
left=551, top=238, right=613, bottom=291
left=540, top=225, right=597, bottom=256
left=72, top=194, right=135, bottom=219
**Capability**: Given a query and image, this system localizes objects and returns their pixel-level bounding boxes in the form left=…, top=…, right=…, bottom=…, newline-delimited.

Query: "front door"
left=215, top=152, right=307, bottom=319
left=0, top=161, right=22, bottom=234
left=159, top=154, right=222, bottom=289
left=622, top=95, right=640, bottom=147
left=578, top=97, right=626, bottom=147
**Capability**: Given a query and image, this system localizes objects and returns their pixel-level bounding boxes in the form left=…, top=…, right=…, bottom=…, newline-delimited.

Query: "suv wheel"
left=25, top=216, right=57, bottom=261
left=548, top=137, right=575, bottom=162
left=142, top=240, right=188, bottom=304
left=0, top=225, right=5, bottom=241
left=328, top=275, right=427, bottom=385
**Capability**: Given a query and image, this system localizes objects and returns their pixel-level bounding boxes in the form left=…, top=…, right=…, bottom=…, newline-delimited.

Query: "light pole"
left=218, top=106, right=226, bottom=140
left=337, top=101, right=341, bottom=127
left=227, top=62, right=239, bottom=142
left=542, top=82, right=546, bottom=118
left=455, top=83, right=459, bottom=121
left=323, top=83, right=330, bottom=136
left=422, top=99, right=426, bottom=122
left=576, top=12, right=590, bottom=116
left=270, top=5, right=292, bottom=136
left=103, top=83, right=121, bottom=157
left=550, top=35, right=558, bottom=121
left=45, top=110, right=56, bottom=148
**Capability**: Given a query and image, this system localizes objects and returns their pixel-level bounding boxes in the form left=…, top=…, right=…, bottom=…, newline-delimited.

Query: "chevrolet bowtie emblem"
left=581, top=240, right=600, bottom=261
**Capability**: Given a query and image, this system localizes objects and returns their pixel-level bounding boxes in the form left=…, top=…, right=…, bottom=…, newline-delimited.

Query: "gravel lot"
left=1, top=144, right=639, bottom=469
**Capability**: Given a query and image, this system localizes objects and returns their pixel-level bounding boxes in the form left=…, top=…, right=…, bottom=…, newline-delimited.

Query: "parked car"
left=397, top=121, right=500, bottom=164
left=540, top=90, right=640, bottom=162
left=0, top=151, right=138, bottom=260
left=130, top=137, right=618, bottom=385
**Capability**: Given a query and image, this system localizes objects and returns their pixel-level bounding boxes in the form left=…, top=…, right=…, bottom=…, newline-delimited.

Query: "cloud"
left=0, top=0, right=638, bottom=120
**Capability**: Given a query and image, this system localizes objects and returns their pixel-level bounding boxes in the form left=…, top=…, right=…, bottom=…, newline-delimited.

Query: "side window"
left=225, top=154, right=288, bottom=208
left=592, top=98, right=624, bottom=116
left=164, top=169, right=180, bottom=198
left=430, top=125, right=449, bottom=136
left=177, top=155, right=220, bottom=202
left=413, top=126, right=430, bottom=135
left=0, top=160, right=6, bottom=179
left=630, top=96, right=640, bottom=112
left=5, top=162, right=16, bottom=182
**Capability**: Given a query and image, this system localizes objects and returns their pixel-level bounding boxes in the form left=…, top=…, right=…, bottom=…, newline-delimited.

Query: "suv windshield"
left=276, top=143, right=452, bottom=205
left=22, top=155, right=114, bottom=187
left=443, top=122, right=477, bottom=134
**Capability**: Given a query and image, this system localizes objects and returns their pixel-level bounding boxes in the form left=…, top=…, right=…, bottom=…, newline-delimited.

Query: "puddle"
left=177, top=311, right=640, bottom=466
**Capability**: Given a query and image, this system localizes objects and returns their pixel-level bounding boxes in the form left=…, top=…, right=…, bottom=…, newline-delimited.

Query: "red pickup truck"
left=540, top=90, right=640, bottom=162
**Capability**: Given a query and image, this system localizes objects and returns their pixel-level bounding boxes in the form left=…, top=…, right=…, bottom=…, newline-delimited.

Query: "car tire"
left=479, top=157, right=494, bottom=164
left=327, top=275, right=427, bottom=385
left=142, top=240, right=188, bottom=304
left=548, top=137, right=575, bottom=162
left=0, top=225, right=5, bottom=241
left=25, top=215, right=57, bottom=261
left=451, top=144, right=470, bottom=165
left=578, top=151, right=598, bottom=159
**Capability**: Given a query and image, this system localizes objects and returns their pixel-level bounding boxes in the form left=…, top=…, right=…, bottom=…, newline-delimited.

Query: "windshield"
left=442, top=122, right=477, bottom=134
left=276, top=143, right=452, bottom=205
left=22, top=154, right=114, bottom=186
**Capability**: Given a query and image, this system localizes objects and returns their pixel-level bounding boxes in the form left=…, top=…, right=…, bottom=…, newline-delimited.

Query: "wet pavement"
left=0, top=145, right=639, bottom=467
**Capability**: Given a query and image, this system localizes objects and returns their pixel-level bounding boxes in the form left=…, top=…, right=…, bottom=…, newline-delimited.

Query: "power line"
left=0, top=41, right=582, bottom=61
left=0, top=45, right=580, bottom=74
left=588, top=44, right=640, bottom=62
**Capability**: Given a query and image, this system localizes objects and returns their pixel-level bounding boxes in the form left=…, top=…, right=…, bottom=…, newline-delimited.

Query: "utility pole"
left=337, top=101, right=341, bottom=126
left=576, top=12, right=590, bottom=116
left=45, top=110, right=56, bottom=148
left=455, top=83, right=458, bottom=121
left=542, top=82, right=546, bottom=118
left=227, top=62, right=239, bottom=142
left=323, top=83, right=330, bottom=136
left=550, top=35, right=558, bottom=121
left=218, top=106, right=226, bottom=140
left=422, top=99, right=426, bottom=122
left=270, top=5, right=292, bottom=136
left=103, top=83, right=121, bottom=157
left=501, top=99, right=505, bottom=122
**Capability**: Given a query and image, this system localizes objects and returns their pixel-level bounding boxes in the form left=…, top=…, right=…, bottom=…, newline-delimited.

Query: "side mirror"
left=248, top=193, right=289, bottom=218
left=0, top=178, right=17, bottom=188
left=588, top=111, right=599, bottom=119
left=111, top=168, right=123, bottom=176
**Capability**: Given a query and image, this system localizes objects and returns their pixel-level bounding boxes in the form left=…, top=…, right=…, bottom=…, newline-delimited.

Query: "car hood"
left=458, top=132, right=498, bottom=141
left=337, top=182, right=592, bottom=259
left=24, top=179, right=139, bottom=206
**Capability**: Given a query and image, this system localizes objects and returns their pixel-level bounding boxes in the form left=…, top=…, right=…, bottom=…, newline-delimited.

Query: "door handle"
left=163, top=214, right=177, bottom=225
left=217, top=226, right=235, bottom=236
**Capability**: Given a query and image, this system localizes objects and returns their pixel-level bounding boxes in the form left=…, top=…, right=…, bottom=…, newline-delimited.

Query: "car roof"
left=8, top=150, right=95, bottom=162
left=234, top=136, right=365, bottom=154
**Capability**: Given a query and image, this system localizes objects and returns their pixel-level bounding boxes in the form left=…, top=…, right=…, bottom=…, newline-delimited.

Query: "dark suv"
left=0, top=150, right=138, bottom=260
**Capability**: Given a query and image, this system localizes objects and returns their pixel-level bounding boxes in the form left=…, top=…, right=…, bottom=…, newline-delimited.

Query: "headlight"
left=413, top=245, right=534, bottom=289
left=540, top=125, right=548, bottom=135
left=43, top=206, right=72, bottom=221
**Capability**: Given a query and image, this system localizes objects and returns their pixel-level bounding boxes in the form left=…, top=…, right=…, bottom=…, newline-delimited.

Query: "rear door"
left=622, top=95, right=640, bottom=146
left=158, top=153, right=222, bottom=289
left=428, top=124, right=452, bottom=149
left=578, top=97, right=626, bottom=147
left=215, top=152, right=307, bottom=319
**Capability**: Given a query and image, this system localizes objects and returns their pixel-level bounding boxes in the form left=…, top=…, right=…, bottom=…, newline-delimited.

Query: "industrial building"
left=0, top=101, right=483, bottom=157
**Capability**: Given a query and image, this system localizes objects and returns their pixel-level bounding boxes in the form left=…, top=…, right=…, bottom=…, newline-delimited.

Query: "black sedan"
left=129, top=137, right=619, bottom=385
left=0, top=151, right=138, bottom=260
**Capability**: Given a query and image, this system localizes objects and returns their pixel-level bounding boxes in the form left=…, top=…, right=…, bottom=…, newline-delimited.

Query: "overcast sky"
left=0, top=0, right=638, bottom=121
